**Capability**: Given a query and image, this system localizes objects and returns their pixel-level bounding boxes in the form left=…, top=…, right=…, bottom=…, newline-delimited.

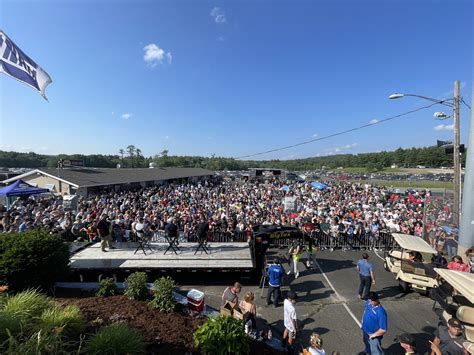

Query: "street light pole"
left=458, top=90, right=473, bottom=260
left=453, top=80, right=461, bottom=227
left=389, top=82, right=462, bottom=226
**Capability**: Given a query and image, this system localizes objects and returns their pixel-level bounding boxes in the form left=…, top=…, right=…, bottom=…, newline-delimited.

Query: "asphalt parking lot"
left=178, top=249, right=441, bottom=354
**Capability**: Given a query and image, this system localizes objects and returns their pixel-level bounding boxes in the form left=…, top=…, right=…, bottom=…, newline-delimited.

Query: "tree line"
left=0, top=145, right=463, bottom=171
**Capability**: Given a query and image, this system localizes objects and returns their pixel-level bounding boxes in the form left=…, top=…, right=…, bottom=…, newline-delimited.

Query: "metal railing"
left=311, top=230, right=394, bottom=250
left=267, top=230, right=394, bottom=250
left=74, top=227, right=395, bottom=251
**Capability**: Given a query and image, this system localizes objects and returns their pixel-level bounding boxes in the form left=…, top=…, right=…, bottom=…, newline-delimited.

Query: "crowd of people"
left=0, top=179, right=439, bottom=239
left=1, top=178, right=471, bottom=265
left=2, top=177, right=469, bottom=260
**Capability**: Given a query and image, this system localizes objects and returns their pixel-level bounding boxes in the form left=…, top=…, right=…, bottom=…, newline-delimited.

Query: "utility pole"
left=453, top=80, right=461, bottom=226
left=459, top=90, right=473, bottom=261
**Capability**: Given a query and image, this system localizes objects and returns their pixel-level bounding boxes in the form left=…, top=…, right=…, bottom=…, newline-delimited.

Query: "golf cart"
left=432, top=268, right=474, bottom=342
left=384, top=233, right=438, bottom=294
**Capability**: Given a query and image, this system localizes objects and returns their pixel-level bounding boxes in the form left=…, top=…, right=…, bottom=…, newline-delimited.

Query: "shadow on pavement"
left=289, top=280, right=335, bottom=302
left=315, top=258, right=357, bottom=273
left=376, top=285, right=407, bottom=299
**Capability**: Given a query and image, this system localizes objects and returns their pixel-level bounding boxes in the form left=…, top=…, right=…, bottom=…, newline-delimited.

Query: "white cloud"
left=143, top=43, right=172, bottom=67
left=312, top=133, right=318, bottom=138
left=434, top=124, right=454, bottom=131
left=324, top=142, right=359, bottom=155
left=210, top=7, right=227, bottom=23
left=121, top=113, right=132, bottom=120
left=369, top=119, right=379, bottom=124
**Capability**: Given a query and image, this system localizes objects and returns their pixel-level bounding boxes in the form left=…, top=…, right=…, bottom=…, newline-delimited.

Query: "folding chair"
left=164, top=234, right=180, bottom=255
left=134, top=233, right=153, bottom=255
left=194, top=237, right=210, bottom=255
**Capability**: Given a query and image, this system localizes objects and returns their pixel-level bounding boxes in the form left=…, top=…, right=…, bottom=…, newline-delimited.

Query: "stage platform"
left=70, top=242, right=255, bottom=272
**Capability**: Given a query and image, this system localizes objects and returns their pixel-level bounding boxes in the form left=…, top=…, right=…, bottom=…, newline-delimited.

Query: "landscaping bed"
left=56, top=292, right=285, bottom=355
left=57, top=294, right=205, bottom=354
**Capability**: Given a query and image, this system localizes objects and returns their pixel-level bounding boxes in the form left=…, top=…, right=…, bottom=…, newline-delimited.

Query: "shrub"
left=124, top=272, right=148, bottom=301
left=0, top=311, right=22, bottom=343
left=84, top=323, right=145, bottom=355
left=38, top=304, right=85, bottom=337
left=0, top=289, right=53, bottom=343
left=2, top=289, right=52, bottom=328
left=193, top=315, right=249, bottom=355
left=2, top=329, right=78, bottom=355
left=0, top=286, right=7, bottom=308
left=148, top=276, right=176, bottom=313
left=96, top=278, right=118, bottom=297
left=0, top=230, right=70, bottom=292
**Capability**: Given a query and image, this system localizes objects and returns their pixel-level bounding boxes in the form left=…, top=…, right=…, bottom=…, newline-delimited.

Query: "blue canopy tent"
left=310, top=181, right=329, bottom=190
left=0, top=180, right=50, bottom=208
left=0, top=180, right=50, bottom=197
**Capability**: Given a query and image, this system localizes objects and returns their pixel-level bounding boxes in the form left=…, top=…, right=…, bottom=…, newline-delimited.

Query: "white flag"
left=0, top=30, right=52, bottom=100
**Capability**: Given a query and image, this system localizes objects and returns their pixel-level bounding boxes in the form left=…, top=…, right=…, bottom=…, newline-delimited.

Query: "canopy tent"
left=310, top=181, right=329, bottom=190
left=280, top=185, right=290, bottom=192
left=0, top=179, right=50, bottom=197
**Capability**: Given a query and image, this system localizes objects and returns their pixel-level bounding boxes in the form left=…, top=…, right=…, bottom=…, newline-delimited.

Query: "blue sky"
left=0, top=0, right=472, bottom=160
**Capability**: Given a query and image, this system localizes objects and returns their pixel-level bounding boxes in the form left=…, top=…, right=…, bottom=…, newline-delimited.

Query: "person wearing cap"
left=361, top=292, right=387, bottom=355
left=266, top=257, right=284, bottom=307
left=430, top=318, right=465, bottom=355
left=397, top=333, right=417, bottom=355
left=357, top=253, right=375, bottom=300
left=283, top=291, right=298, bottom=349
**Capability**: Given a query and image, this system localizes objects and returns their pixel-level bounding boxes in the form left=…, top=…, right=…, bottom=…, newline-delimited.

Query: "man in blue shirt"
left=357, top=252, right=375, bottom=300
left=266, top=257, right=284, bottom=307
left=361, top=292, right=387, bottom=355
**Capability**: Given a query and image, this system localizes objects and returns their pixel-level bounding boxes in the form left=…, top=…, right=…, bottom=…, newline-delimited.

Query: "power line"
left=461, top=98, right=471, bottom=110
left=235, top=102, right=440, bottom=160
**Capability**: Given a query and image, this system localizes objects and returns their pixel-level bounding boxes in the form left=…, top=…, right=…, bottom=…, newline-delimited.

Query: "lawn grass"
left=336, top=167, right=404, bottom=173
left=351, top=179, right=453, bottom=189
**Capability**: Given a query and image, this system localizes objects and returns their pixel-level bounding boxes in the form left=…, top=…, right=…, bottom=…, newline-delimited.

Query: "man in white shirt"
left=283, top=291, right=298, bottom=348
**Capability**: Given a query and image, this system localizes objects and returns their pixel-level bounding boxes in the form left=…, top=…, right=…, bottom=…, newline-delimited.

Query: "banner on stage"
left=0, top=30, right=52, bottom=100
